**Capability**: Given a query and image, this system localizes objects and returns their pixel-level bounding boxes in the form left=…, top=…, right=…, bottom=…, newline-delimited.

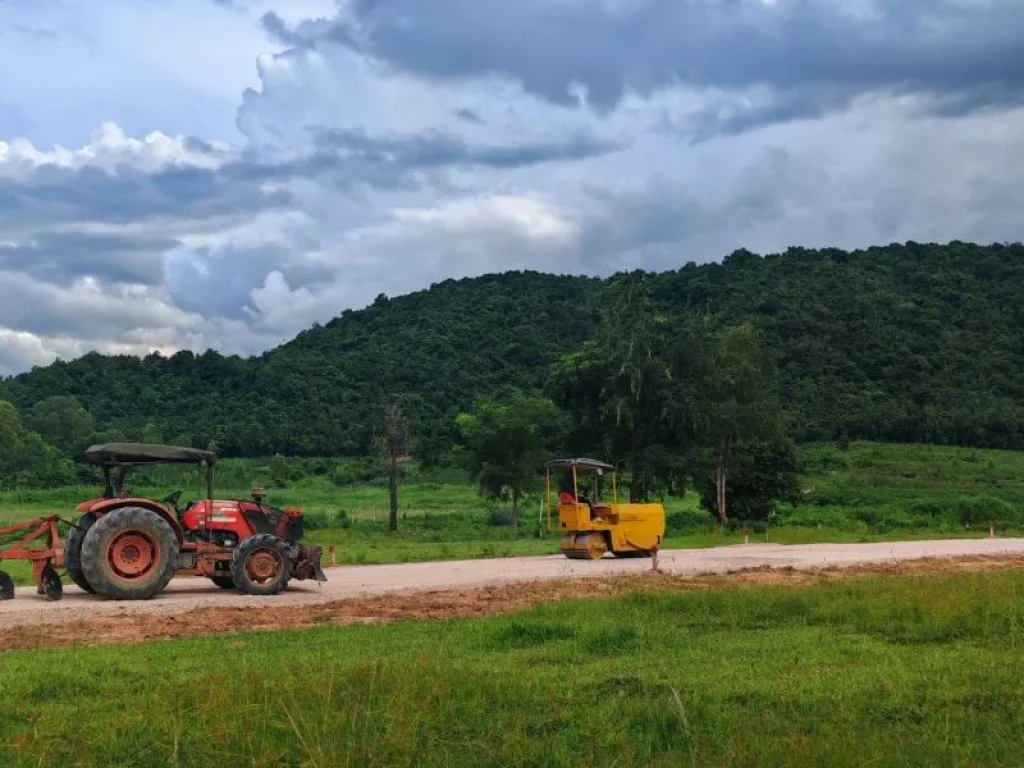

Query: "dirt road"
left=3, top=537, right=1024, bottom=631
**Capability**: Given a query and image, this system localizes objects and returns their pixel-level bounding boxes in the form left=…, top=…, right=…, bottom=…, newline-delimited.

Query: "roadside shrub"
left=301, top=511, right=332, bottom=530
left=269, top=454, right=290, bottom=488
left=488, top=508, right=513, bottom=527
left=909, top=501, right=948, bottom=519
left=955, top=496, right=1018, bottom=527
left=330, top=457, right=382, bottom=487
left=665, top=507, right=709, bottom=535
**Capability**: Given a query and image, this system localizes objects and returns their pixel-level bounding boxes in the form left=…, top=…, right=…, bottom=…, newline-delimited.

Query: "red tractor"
left=55, top=442, right=326, bottom=600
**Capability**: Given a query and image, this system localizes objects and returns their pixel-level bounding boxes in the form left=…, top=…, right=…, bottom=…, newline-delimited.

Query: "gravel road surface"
left=3, top=537, right=1023, bottom=629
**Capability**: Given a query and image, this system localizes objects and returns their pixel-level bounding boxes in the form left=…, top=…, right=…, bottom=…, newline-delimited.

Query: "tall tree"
left=693, top=323, right=789, bottom=525
left=548, top=274, right=696, bottom=501
left=697, top=438, right=800, bottom=523
left=378, top=399, right=410, bottom=533
left=456, top=390, right=560, bottom=533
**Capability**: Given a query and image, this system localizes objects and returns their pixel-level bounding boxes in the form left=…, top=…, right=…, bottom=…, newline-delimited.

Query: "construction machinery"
left=0, top=442, right=326, bottom=601
left=545, top=458, right=665, bottom=560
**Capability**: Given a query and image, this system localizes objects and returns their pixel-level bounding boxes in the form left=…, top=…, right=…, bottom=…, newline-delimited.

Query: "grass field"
left=2, top=441, right=1023, bottom=586
left=2, top=568, right=1023, bottom=766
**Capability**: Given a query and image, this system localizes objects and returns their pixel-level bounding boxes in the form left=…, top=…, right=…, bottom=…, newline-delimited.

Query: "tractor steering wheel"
left=162, top=490, right=183, bottom=510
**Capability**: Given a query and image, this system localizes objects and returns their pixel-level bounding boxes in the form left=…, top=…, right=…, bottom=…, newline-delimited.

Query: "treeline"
left=1, top=241, right=1022, bottom=459
left=0, top=397, right=102, bottom=487
left=454, top=276, right=798, bottom=524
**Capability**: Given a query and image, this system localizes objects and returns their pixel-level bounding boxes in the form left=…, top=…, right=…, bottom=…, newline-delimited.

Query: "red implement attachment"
left=0, top=516, right=65, bottom=601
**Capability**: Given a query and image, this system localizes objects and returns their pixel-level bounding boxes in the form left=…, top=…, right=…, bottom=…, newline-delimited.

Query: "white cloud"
left=0, top=122, right=233, bottom=177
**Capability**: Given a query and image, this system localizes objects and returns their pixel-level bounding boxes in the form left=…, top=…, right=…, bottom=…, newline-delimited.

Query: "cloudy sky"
left=0, top=0, right=1021, bottom=375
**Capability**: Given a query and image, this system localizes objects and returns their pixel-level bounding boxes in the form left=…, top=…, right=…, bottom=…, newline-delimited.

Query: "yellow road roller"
left=544, top=458, right=665, bottom=560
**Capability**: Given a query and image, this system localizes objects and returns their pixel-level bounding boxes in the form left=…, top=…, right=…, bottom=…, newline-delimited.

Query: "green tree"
left=456, top=390, right=560, bottom=533
left=269, top=454, right=289, bottom=488
left=0, top=399, right=78, bottom=488
left=697, top=439, right=800, bottom=523
left=0, top=400, right=24, bottom=474
left=548, top=274, right=696, bottom=501
left=376, top=399, right=411, bottom=533
left=693, top=324, right=790, bottom=525
left=141, top=422, right=164, bottom=445
left=26, top=396, right=96, bottom=454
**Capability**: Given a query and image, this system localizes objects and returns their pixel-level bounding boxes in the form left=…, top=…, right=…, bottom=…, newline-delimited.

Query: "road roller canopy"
left=84, top=443, right=216, bottom=467
left=544, top=458, right=616, bottom=474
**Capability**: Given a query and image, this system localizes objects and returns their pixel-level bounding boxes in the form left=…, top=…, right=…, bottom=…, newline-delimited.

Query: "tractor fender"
left=73, top=498, right=184, bottom=543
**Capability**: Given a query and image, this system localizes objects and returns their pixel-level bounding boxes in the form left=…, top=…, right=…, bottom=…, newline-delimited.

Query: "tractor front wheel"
left=80, top=507, right=179, bottom=600
left=231, top=534, right=291, bottom=596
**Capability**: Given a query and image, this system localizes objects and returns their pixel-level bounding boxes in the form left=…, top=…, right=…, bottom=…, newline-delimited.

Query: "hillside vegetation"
left=2, top=241, right=1022, bottom=458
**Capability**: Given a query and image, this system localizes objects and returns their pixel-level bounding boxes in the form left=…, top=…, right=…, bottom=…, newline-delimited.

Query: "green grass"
left=2, top=570, right=1024, bottom=766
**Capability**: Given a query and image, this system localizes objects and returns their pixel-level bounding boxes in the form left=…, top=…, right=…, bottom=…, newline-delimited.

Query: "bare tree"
left=377, top=399, right=410, bottom=532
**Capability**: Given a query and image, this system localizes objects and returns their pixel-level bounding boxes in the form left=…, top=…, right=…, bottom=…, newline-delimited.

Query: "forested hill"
left=3, top=241, right=1022, bottom=457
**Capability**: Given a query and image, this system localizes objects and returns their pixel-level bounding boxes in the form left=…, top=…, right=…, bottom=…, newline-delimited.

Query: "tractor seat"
left=558, top=492, right=576, bottom=505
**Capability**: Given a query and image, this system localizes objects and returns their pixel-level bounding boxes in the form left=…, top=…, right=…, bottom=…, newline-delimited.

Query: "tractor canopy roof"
left=544, top=458, right=616, bottom=473
left=84, top=442, right=216, bottom=467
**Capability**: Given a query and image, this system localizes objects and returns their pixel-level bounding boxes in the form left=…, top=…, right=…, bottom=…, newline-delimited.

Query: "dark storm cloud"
left=314, top=128, right=620, bottom=170
left=258, top=10, right=311, bottom=48
left=265, top=1, right=1024, bottom=130
left=0, top=231, right=177, bottom=286
left=686, top=87, right=854, bottom=141
left=0, top=160, right=293, bottom=229
left=454, top=108, right=484, bottom=125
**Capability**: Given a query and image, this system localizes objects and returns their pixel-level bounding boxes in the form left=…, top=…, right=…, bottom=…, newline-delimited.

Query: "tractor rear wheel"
left=80, top=507, right=179, bottom=600
left=0, top=570, right=12, bottom=600
left=231, top=534, right=291, bottom=596
left=65, top=513, right=98, bottom=593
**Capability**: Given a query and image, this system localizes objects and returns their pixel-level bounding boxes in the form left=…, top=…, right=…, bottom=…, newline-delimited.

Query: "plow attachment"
left=0, top=516, right=66, bottom=601
left=291, top=544, right=328, bottom=582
